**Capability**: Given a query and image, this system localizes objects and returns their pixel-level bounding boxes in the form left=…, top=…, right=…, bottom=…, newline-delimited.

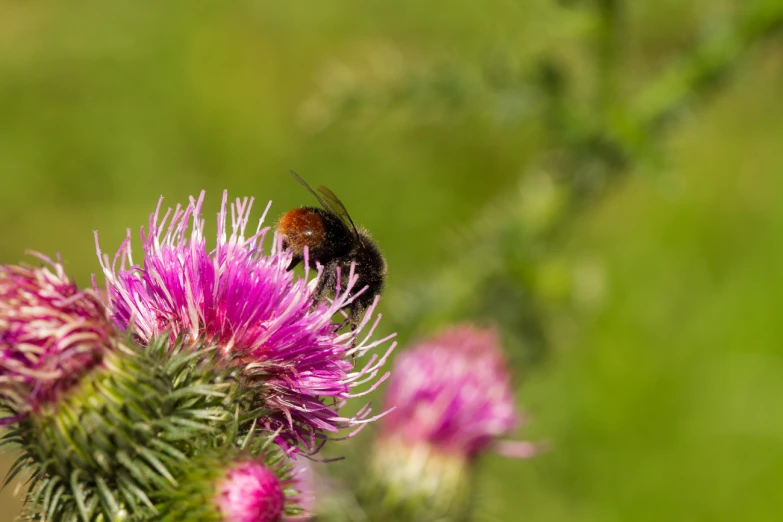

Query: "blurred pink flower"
left=381, top=324, right=535, bottom=459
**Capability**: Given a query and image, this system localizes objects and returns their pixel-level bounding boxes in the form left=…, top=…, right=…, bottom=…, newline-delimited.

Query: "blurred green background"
left=2, top=0, right=783, bottom=520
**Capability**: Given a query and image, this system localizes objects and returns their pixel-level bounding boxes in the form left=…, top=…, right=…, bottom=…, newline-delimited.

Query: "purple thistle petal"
left=0, top=255, right=112, bottom=417
left=95, top=190, right=396, bottom=455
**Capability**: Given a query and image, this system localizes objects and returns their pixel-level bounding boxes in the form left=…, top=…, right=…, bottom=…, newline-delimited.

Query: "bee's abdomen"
left=344, top=232, right=386, bottom=303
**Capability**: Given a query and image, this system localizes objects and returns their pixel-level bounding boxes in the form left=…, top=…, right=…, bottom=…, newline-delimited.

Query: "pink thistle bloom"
left=380, top=324, right=536, bottom=459
left=94, top=190, right=396, bottom=455
left=0, top=256, right=112, bottom=419
left=215, top=460, right=286, bottom=522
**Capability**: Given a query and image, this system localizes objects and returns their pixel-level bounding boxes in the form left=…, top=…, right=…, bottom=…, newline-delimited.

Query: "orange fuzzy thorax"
left=276, top=208, right=325, bottom=254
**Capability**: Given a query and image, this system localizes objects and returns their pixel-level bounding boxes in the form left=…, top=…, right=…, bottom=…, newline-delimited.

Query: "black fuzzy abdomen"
left=339, top=231, right=386, bottom=312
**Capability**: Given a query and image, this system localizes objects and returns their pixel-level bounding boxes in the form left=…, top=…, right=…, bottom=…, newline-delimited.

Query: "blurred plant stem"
left=618, top=0, right=783, bottom=155
left=387, top=0, right=783, bottom=363
left=595, top=0, right=622, bottom=126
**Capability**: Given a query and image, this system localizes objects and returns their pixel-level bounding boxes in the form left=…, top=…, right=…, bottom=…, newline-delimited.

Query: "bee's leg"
left=342, top=304, right=367, bottom=348
left=286, top=254, right=304, bottom=271
left=333, top=302, right=365, bottom=342
left=347, top=303, right=365, bottom=331
left=314, top=260, right=340, bottom=303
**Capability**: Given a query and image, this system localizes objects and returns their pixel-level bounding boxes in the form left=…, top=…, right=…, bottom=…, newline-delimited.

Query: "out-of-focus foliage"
left=2, top=0, right=783, bottom=520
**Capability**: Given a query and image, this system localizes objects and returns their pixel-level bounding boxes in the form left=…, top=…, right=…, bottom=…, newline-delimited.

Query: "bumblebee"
left=277, top=172, right=387, bottom=328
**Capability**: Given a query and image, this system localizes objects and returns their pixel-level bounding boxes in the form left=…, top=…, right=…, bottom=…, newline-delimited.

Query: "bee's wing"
left=290, top=171, right=363, bottom=244
left=291, top=171, right=331, bottom=210
left=315, top=184, right=363, bottom=244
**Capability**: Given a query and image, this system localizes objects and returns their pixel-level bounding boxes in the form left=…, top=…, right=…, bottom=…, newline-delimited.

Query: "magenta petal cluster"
left=215, top=460, right=285, bottom=522
left=95, top=190, right=395, bottom=454
left=0, top=257, right=111, bottom=418
left=381, top=324, right=534, bottom=459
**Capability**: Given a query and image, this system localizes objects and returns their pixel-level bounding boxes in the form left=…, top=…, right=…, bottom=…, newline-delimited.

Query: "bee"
left=277, top=171, right=387, bottom=329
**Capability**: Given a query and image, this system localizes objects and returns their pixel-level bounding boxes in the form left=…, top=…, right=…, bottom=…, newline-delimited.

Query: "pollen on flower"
left=0, top=255, right=113, bottom=419
left=94, top=190, right=396, bottom=455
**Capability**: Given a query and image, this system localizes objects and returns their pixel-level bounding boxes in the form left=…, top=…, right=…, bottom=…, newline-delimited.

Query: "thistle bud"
left=365, top=325, right=538, bottom=519
left=0, top=257, right=112, bottom=419
left=156, top=444, right=306, bottom=522
left=216, top=461, right=285, bottom=522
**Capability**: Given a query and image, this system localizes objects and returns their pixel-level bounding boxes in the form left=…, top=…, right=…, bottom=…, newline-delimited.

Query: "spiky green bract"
left=154, top=430, right=303, bottom=522
left=5, top=334, right=249, bottom=522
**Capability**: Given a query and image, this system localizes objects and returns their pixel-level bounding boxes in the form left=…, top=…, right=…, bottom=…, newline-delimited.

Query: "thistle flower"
left=215, top=457, right=318, bottom=522
left=380, top=324, right=534, bottom=459
left=364, top=324, right=537, bottom=519
left=215, top=461, right=286, bottom=522
left=0, top=256, right=112, bottom=419
left=95, top=190, right=396, bottom=455
left=155, top=430, right=308, bottom=522
left=154, top=438, right=302, bottom=522
left=0, top=256, right=249, bottom=520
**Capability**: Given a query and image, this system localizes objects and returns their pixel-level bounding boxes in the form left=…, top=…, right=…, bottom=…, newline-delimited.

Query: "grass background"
left=2, top=0, right=783, bottom=520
